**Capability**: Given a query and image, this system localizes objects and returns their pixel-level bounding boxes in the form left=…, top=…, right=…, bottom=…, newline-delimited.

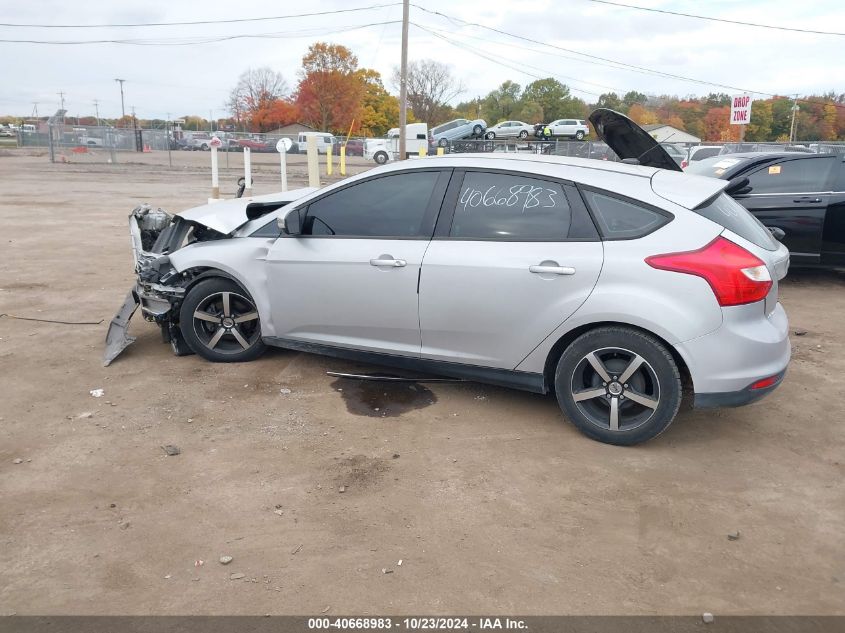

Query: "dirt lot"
left=0, top=151, right=843, bottom=615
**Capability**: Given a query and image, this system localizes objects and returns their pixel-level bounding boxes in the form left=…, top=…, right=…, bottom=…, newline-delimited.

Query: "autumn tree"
left=295, top=42, right=363, bottom=132
left=393, top=59, right=463, bottom=126
left=627, top=103, right=658, bottom=125
left=745, top=100, right=773, bottom=141
left=227, top=67, right=289, bottom=129
left=357, top=68, right=404, bottom=137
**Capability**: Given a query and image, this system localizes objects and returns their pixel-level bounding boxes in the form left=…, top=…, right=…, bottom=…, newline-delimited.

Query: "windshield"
left=685, top=156, right=748, bottom=178
left=694, top=193, right=778, bottom=251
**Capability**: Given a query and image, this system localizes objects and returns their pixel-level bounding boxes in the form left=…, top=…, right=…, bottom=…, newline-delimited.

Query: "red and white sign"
left=209, top=136, right=223, bottom=148
left=730, top=94, right=753, bottom=125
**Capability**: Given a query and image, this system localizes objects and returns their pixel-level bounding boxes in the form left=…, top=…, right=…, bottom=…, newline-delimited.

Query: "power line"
left=0, top=20, right=401, bottom=45
left=0, top=3, right=401, bottom=28
left=411, top=5, right=845, bottom=110
left=583, top=0, right=845, bottom=37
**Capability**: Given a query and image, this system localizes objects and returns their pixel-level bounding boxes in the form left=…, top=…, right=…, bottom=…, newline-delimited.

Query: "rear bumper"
left=694, top=369, right=786, bottom=408
left=675, top=301, right=791, bottom=405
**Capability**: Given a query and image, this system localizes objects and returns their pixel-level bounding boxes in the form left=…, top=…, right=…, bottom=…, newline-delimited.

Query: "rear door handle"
left=529, top=264, right=576, bottom=275
left=793, top=196, right=822, bottom=203
left=370, top=257, right=406, bottom=267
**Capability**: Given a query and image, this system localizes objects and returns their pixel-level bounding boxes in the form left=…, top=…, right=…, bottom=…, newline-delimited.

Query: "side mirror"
left=277, top=209, right=302, bottom=236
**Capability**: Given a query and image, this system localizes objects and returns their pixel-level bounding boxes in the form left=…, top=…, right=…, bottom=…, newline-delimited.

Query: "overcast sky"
left=0, top=0, right=843, bottom=119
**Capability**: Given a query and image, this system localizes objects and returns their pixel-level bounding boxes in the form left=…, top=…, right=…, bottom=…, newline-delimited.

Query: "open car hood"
left=179, top=187, right=317, bottom=234
left=588, top=109, right=682, bottom=172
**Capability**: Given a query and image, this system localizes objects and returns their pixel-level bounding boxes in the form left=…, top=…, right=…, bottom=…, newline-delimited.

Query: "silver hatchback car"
left=105, top=110, right=791, bottom=445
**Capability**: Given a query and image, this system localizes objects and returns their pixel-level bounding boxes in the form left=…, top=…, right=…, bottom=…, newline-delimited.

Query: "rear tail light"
left=645, top=236, right=772, bottom=307
left=681, top=159, right=688, bottom=169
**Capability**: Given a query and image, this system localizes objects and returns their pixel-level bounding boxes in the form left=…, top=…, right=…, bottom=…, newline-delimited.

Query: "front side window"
left=305, top=171, right=440, bottom=238
left=745, top=157, right=835, bottom=194
left=582, top=190, right=670, bottom=239
left=450, top=172, right=572, bottom=240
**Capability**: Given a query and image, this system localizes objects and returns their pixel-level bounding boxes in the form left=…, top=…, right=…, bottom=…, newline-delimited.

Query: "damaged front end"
left=103, top=204, right=225, bottom=366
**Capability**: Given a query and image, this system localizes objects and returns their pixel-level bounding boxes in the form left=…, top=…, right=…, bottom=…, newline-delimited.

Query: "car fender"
left=168, top=238, right=276, bottom=336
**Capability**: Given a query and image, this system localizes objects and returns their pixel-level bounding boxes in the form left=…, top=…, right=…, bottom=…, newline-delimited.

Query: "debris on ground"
left=291, top=544, right=302, bottom=555
left=382, top=568, right=393, bottom=574
left=219, top=556, right=233, bottom=565
left=727, top=531, right=741, bottom=541
left=321, top=606, right=331, bottom=613
left=392, top=454, right=400, bottom=459
left=194, top=560, right=204, bottom=567
left=13, top=458, right=23, bottom=464
left=164, top=574, right=171, bottom=579
left=229, top=573, right=245, bottom=580
left=338, top=486, right=346, bottom=493
left=78, top=412, right=93, bottom=419
left=89, top=388, right=105, bottom=398
left=279, top=388, right=292, bottom=395
left=702, top=613, right=714, bottom=624
left=397, top=559, right=403, bottom=566
left=274, top=509, right=284, bottom=516
left=794, top=330, right=808, bottom=336
left=162, top=445, right=181, bottom=456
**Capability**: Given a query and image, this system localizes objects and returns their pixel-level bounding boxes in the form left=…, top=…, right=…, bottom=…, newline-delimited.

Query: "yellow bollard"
left=436, top=147, right=445, bottom=156
left=340, top=145, right=346, bottom=176
left=327, top=143, right=333, bottom=176
left=419, top=145, right=427, bottom=157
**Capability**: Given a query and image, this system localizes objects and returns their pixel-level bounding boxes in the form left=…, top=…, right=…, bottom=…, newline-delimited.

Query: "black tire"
left=438, top=138, right=448, bottom=147
left=575, top=131, right=585, bottom=141
left=554, top=326, right=681, bottom=446
left=472, top=124, right=483, bottom=136
left=374, top=151, right=388, bottom=165
left=518, top=130, right=528, bottom=139
left=485, top=131, right=495, bottom=140
left=179, top=278, right=266, bottom=363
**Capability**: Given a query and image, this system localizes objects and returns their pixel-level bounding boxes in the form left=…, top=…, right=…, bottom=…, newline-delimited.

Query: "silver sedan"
left=484, top=120, right=534, bottom=140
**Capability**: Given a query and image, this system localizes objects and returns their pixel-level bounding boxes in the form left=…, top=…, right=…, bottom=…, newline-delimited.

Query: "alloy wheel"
left=570, top=347, right=660, bottom=432
left=191, top=291, right=260, bottom=355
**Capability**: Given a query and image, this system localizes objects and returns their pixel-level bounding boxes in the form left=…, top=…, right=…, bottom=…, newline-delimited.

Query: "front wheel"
left=472, top=124, right=483, bottom=136
left=554, top=327, right=682, bottom=445
left=374, top=151, right=388, bottom=165
left=438, top=138, right=448, bottom=148
left=179, top=278, right=266, bottom=363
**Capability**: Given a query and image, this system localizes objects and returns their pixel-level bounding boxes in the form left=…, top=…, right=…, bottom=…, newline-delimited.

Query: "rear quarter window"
left=685, top=156, right=747, bottom=178
left=581, top=190, right=671, bottom=240
left=694, top=193, right=777, bottom=251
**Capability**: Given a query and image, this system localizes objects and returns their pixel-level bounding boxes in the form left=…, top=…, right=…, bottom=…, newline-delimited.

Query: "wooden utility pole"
left=398, top=0, right=409, bottom=161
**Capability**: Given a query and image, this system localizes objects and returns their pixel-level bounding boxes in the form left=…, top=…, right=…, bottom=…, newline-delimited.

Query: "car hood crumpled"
left=179, top=187, right=317, bottom=234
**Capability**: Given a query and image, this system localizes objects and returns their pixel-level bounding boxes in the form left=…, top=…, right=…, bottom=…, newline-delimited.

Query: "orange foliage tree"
left=295, top=42, right=364, bottom=133
left=251, top=99, right=300, bottom=132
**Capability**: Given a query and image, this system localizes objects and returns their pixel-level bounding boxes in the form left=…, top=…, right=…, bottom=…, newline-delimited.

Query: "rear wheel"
left=438, top=138, right=449, bottom=147
left=472, top=124, right=483, bottom=136
left=518, top=130, right=528, bottom=139
left=554, top=327, right=681, bottom=445
left=179, top=278, right=265, bottom=363
left=575, top=131, right=585, bottom=141
left=485, top=131, right=495, bottom=140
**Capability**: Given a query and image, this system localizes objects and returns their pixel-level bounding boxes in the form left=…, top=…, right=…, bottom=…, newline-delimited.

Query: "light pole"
left=114, top=78, right=126, bottom=120
left=789, top=94, right=799, bottom=143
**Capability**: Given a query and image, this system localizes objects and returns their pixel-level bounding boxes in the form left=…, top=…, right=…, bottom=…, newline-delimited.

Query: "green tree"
left=522, top=78, right=584, bottom=121
left=513, top=100, right=543, bottom=123
left=480, top=80, right=521, bottom=123
left=596, top=92, right=624, bottom=111
left=745, top=100, right=773, bottom=141
left=622, top=90, right=648, bottom=109
left=770, top=97, right=794, bottom=139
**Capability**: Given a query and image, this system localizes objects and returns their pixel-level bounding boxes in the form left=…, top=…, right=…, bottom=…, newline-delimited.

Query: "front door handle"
left=529, top=264, right=576, bottom=275
left=793, top=196, right=822, bottom=203
left=370, top=257, right=406, bottom=268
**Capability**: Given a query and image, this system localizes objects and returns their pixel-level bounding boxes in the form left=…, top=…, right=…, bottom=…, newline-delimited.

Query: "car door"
left=265, top=169, right=451, bottom=356
left=418, top=169, right=604, bottom=369
left=821, top=160, right=845, bottom=266
left=733, top=155, right=837, bottom=263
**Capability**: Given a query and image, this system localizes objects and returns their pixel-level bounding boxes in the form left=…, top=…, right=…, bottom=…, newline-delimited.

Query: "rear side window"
left=694, top=193, right=777, bottom=251
left=582, top=191, right=670, bottom=239
left=746, top=157, right=835, bottom=194
left=450, top=172, right=571, bottom=240
left=690, top=147, right=722, bottom=162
